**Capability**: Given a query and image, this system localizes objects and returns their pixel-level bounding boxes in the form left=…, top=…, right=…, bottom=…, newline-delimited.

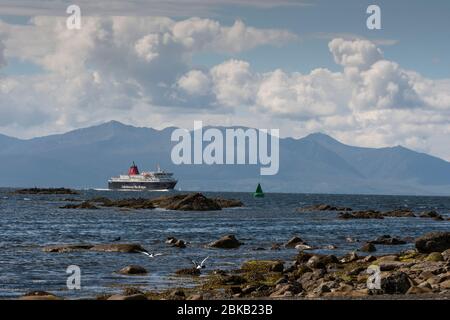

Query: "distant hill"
left=0, top=121, right=449, bottom=195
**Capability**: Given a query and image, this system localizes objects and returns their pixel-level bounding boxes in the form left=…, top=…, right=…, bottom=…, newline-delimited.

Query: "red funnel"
left=128, top=162, right=139, bottom=175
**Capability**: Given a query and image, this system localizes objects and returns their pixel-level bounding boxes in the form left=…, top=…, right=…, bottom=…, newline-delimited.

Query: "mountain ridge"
left=0, top=121, right=449, bottom=195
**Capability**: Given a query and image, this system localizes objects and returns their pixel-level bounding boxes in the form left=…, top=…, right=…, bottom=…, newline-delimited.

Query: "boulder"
left=60, top=201, right=98, bottom=210
left=43, top=244, right=93, bottom=253
left=306, top=255, right=338, bottom=269
left=285, top=236, right=306, bottom=248
left=241, top=260, right=284, bottom=273
left=419, top=211, right=443, bottom=219
left=415, top=232, right=450, bottom=253
left=425, top=252, right=444, bottom=262
left=166, top=237, right=178, bottom=244
left=359, top=242, right=376, bottom=252
left=381, top=272, right=412, bottom=294
left=212, top=198, right=244, bottom=208
left=369, top=235, right=406, bottom=245
left=297, top=204, right=352, bottom=212
left=117, top=265, right=148, bottom=275
left=90, top=243, right=147, bottom=253
left=340, top=252, right=359, bottom=263
left=209, top=235, right=242, bottom=249
left=442, top=249, right=450, bottom=261
left=382, top=209, right=416, bottom=218
left=339, top=210, right=383, bottom=219
left=152, top=193, right=221, bottom=211
left=19, top=291, right=62, bottom=300
left=173, top=239, right=186, bottom=248
left=14, top=188, right=78, bottom=195
left=175, top=268, right=201, bottom=276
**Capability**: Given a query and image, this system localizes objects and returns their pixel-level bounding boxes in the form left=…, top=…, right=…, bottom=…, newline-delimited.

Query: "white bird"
left=192, top=256, right=209, bottom=270
left=140, top=251, right=163, bottom=258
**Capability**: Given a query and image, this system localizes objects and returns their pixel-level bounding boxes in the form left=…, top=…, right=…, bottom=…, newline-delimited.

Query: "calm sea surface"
left=0, top=188, right=449, bottom=299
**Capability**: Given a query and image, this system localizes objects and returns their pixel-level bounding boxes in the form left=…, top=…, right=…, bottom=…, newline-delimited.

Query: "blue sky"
left=0, top=0, right=449, bottom=161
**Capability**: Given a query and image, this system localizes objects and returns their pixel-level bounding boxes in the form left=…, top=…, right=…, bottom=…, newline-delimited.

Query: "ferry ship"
left=108, top=162, right=177, bottom=191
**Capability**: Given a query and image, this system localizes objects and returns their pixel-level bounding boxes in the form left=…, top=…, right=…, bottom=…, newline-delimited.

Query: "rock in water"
left=209, top=234, right=242, bottom=249
left=359, top=242, right=376, bottom=252
left=212, top=198, right=244, bottom=208
left=14, top=188, right=78, bottom=195
left=381, top=272, right=411, bottom=294
left=153, top=193, right=222, bottom=211
left=297, top=204, right=352, bottom=212
left=175, top=268, right=201, bottom=276
left=60, top=201, right=98, bottom=209
left=43, top=244, right=94, bottom=253
left=415, top=232, right=450, bottom=253
left=19, top=291, right=62, bottom=300
left=90, top=243, right=147, bottom=253
left=117, top=265, right=148, bottom=275
left=285, top=236, right=306, bottom=248
left=369, top=235, right=406, bottom=245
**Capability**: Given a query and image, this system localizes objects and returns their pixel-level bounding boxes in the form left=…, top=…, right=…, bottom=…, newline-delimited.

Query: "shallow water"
left=0, top=188, right=449, bottom=299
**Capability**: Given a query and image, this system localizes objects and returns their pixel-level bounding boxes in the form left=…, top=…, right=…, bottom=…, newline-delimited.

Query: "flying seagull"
left=191, top=256, right=209, bottom=270
left=140, top=251, right=163, bottom=258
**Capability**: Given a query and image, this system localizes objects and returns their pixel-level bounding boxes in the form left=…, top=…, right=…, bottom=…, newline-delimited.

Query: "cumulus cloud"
left=1, top=16, right=450, bottom=162
left=329, top=38, right=383, bottom=70
left=177, top=70, right=211, bottom=96
left=0, top=16, right=296, bottom=133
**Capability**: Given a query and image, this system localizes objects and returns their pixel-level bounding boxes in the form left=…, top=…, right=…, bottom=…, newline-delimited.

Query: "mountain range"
left=0, top=120, right=449, bottom=195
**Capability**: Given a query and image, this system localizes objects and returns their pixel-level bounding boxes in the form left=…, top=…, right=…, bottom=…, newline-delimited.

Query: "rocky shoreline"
left=60, top=193, right=243, bottom=211
left=19, top=231, right=450, bottom=300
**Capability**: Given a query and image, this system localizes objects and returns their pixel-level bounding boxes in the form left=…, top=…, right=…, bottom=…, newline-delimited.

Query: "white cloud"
left=1, top=17, right=450, bottom=163
left=177, top=70, right=211, bottom=96
left=329, top=38, right=383, bottom=70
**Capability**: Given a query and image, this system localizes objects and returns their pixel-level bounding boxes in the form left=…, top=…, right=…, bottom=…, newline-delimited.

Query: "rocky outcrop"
left=19, top=291, right=62, bottom=300
left=241, top=260, right=284, bottom=273
left=152, top=193, right=221, bottom=211
left=369, top=235, right=407, bottom=245
left=88, top=193, right=243, bottom=211
left=90, top=243, right=147, bottom=253
left=359, top=242, right=376, bottom=252
left=117, top=265, right=148, bottom=275
left=60, top=201, right=98, bottom=209
left=297, top=204, right=352, bottom=212
left=415, top=232, right=450, bottom=253
left=43, top=244, right=94, bottom=253
left=212, top=198, right=244, bottom=208
left=209, top=235, right=242, bottom=249
left=339, top=210, right=383, bottom=219
left=43, top=243, right=147, bottom=253
left=100, top=198, right=155, bottom=210
left=382, top=209, right=416, bottom=217
left=14, top=188, right=79, bottom=195
left=419, top=211, right=445, bottom=220
left=175, top=268, right=201, bottom=276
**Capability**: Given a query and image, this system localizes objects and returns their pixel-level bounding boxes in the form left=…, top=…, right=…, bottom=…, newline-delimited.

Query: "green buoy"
left=253, top=183, right=264, bottom=198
